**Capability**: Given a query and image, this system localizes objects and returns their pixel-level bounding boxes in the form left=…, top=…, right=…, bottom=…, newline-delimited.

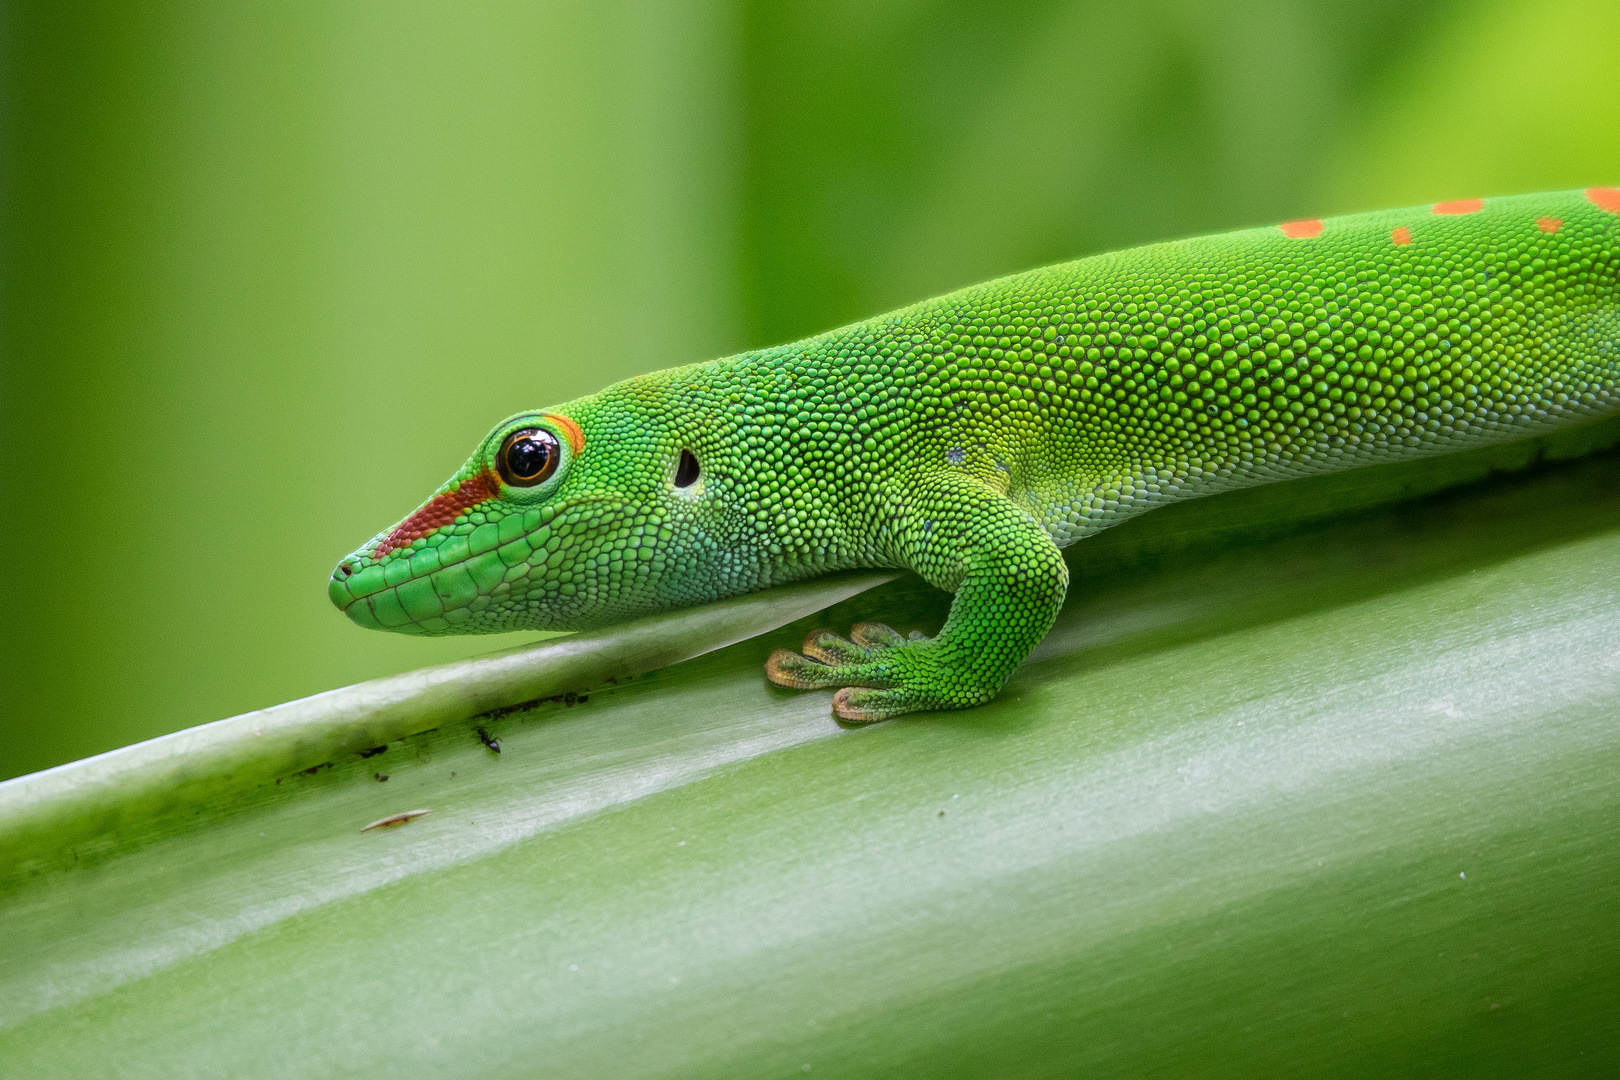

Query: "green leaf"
left=4, top=423, right=1620, bottom=1076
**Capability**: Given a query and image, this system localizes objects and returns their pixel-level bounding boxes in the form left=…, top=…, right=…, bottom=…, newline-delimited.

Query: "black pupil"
left=507, top=436, right=551, bottom=480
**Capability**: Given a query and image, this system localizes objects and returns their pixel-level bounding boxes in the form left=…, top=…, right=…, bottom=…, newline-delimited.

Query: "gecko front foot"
left=766, top=483, right=1068, bottom=722
left=765, top=622, right=990, bottom=722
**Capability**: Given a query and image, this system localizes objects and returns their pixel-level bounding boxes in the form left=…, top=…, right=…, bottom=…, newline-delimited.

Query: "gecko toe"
left=832, top=686, right=913, bottom=723
left=850, top=621, right=906, bottom=649
left=765, top=648, right=840, bottom=689
left=801, top=628, right=870, bottom=665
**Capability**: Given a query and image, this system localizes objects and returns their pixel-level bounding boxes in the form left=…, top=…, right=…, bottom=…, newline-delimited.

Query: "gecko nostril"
left=333, top=559, right=357, bottom=581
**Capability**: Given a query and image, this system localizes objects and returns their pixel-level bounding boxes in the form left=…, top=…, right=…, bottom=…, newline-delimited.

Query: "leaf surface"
left=4, top=428, right=1619, bottom=1078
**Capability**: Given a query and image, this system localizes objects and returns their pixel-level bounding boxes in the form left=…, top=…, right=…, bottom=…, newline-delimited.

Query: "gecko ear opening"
left=674, top=449, right=700, bottom=488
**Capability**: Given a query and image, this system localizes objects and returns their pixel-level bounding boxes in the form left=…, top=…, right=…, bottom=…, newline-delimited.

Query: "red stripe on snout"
left=372, top=470, right=501, bottom=559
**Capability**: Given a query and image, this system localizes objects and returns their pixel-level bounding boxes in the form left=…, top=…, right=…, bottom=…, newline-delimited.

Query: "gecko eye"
left=497, top=428, right=560, bottom=487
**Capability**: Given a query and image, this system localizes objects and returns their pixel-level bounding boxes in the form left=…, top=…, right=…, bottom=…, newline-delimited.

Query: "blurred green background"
left=3, top=0, right=1617, bottom=781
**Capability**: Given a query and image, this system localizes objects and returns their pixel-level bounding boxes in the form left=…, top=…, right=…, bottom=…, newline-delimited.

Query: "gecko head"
left=328, top=387, right=749, bottom=636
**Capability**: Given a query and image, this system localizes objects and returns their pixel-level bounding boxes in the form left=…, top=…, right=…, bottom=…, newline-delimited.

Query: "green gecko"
left=331, top=188, right=1620, bottom=721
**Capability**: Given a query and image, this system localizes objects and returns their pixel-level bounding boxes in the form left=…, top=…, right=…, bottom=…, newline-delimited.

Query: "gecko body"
left=332, top=188, right=1620, bottom=720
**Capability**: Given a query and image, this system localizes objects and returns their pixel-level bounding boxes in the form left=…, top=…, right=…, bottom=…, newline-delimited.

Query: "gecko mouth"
left=327, top=526, right=508, bottom=632
left=328, top=496, right=625, bottom=634
left=328, top=544, right=501, bottom=634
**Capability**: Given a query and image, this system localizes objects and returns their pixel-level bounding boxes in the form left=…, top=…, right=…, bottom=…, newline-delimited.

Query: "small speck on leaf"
left=361, top=808, right=432, bottom=833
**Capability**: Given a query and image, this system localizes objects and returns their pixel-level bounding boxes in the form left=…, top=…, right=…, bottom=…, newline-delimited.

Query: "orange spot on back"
left=1391, top=226, right=1411, bottom=246
left=1587, top=187, right=1620, bottom=214
left=1280, top=219, right=1323, bottom=239
left=1432, top=199, right=1484, bottom=216
left=1536, top=216, right=1563, bottom=234
left=542, top=412, right=585, bottom=455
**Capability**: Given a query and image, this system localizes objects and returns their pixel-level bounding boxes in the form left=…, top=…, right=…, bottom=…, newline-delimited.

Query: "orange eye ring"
left=497, top=428, right=560, bottom=487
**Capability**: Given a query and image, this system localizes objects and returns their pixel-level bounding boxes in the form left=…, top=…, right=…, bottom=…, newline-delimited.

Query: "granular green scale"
left=333, top=188, right=1620, bottom=720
